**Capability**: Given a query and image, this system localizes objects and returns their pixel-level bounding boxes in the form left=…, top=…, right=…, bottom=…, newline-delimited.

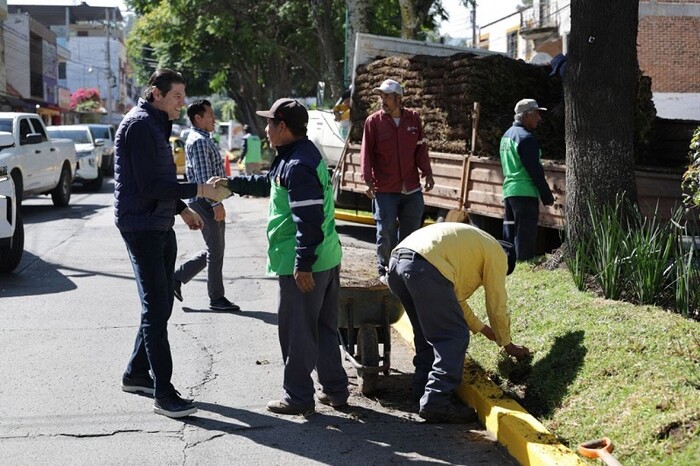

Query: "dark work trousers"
left=372, top=190, right=424, bottom=276
left=277, top=265, right=348, bottom=407
left=174, top=198, right=226, bottom=301
left=387, top=249, right=470, bottom=411
left=121, top=229, right=178, bottom=399
left=503, top=196, right=540, bottom=261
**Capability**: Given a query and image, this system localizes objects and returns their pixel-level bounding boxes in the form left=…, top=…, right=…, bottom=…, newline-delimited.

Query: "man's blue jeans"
left=503, top=196, right=540, bottom=261
left=372, top=191, right=424, bottom=275
left=121, top=229, right=178, bottom=399
left=387, top=250, right=470, bottom=410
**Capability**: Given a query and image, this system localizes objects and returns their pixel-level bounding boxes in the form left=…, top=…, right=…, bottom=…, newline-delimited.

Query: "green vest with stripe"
left=266, top=161, right=342, bottom=276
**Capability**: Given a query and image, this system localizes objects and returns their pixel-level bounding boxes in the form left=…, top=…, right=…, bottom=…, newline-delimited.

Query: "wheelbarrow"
left=337, top=284, right=404, bottom=396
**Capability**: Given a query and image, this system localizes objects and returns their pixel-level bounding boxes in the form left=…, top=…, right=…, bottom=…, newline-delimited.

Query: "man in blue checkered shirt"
left=174, top=99, right=240, bottom=312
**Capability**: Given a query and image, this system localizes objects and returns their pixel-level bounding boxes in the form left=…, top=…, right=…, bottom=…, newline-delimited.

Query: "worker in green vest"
left=240, top=124, right=263, bottom=174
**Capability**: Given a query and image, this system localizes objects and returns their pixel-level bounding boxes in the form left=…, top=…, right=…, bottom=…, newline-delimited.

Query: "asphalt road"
left=0, top=177, right=516, bottom=465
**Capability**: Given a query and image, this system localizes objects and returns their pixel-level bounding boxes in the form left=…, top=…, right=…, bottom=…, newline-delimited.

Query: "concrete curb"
left=392, top=313, right=586, bottom=466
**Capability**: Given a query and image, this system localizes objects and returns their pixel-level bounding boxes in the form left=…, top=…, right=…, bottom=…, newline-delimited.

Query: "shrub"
left=682, top=127, right=700, bottom=208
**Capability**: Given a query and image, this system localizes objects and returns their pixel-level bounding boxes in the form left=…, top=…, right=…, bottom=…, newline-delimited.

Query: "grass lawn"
left=465, top=260, right=700, bottom=465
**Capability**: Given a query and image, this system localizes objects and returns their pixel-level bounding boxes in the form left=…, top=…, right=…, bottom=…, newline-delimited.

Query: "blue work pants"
left=121, top=229, right=178, bottom=399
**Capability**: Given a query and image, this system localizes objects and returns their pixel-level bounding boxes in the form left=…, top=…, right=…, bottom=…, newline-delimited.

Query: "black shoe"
left=419, top=402, right=478, bottom=424
left=210, top=297, right=240, bottom=312
left=122, top=373, right=154, bottom=395
left=173, top=281, right=183, bottom=302
left=154, top=391, right=197, bottom=418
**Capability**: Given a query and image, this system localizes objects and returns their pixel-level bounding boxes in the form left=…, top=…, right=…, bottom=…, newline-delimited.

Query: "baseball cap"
left=514, top=98, right=547, bottom=114
left=373, top=79, right=403, bottom=96
left=498, top=240, right=516, bottom=275
left=256, top=98, right=308, bottom=128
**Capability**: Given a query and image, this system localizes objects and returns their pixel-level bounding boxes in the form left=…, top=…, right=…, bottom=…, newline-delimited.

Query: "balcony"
left=520, top=1, right=560, bottom=40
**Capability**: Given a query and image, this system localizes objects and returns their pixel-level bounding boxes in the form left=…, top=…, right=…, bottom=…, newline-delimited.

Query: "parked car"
left=47, top=125, right=104, bottom=192
left=0, top=112, right=76, bottom=207
left=170, top=136, right=186, bottom=179
left=86, top=124, right=115, bottom=175
left=0, top=165, right=23, bottom=273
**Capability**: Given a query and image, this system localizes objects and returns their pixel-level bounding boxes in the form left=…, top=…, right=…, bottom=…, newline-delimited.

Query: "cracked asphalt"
left=0, top=177, right=516, bottom=465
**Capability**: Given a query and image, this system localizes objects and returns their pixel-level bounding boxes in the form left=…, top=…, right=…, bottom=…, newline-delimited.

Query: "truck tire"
left=10, top=170, right=23, bottom=207
left=0, top=212, right=24, bottom=273
left=84, top=170, right=103, bottom=192
left=51, top=165, right=72, bottom=207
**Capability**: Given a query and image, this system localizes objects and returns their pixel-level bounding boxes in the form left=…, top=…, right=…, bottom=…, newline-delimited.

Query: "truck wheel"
left=84, top=170, right=103, bottom=192
left=10, top=170, right=23, bottom=207
left=51, top=165, right=72, bottom=207
left=0, top=213, right=24, bottom=273
left=358, top=323, right=380, bottom=396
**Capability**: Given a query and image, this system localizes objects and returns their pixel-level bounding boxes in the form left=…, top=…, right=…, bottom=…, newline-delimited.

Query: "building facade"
left=478, top=0, right=700, bottom=119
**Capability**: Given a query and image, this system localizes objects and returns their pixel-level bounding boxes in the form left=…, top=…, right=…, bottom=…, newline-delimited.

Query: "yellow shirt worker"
left=386, top=222, right=530, bottom=424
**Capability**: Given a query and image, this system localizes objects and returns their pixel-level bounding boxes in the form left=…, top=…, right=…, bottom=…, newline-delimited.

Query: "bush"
left=566, top=197, right=698, bottom=319
left=683, top=127, right=700, bottom=208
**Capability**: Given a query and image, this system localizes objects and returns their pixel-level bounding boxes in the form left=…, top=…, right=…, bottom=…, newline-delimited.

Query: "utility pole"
left=104, top=8, right=113, bottom=126
left=470, top=0, right=477, bottom=48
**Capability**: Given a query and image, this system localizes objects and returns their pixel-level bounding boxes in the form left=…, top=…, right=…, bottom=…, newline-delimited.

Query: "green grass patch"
left=466, top=262, right=700, bottom=465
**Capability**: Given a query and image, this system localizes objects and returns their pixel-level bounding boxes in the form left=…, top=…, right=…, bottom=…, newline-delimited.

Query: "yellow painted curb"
left=335, top=211, right=375, bottom=225
left=392, top=313, right=586, bottom=466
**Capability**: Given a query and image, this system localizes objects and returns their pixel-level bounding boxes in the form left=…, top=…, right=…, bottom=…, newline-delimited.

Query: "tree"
left=398, top=0, right=443, bottom=40
left=565, top=0, right=640, bottom=244
left=70, top=88, right=102, bottom=112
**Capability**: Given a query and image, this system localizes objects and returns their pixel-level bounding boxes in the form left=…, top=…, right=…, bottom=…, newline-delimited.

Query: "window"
left=19, top=119, right=33, bottom=145
left=30, top=119, right=49, bottom=142
left=507, top=31, right=518, bottom=58
left=58, top=62, right=66, bottom=80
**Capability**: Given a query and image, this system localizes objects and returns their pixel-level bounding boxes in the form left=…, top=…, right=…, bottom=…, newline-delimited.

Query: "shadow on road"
left=0, top=251, right=77, bottom=297
left=188, top=400, right=488, bottom=464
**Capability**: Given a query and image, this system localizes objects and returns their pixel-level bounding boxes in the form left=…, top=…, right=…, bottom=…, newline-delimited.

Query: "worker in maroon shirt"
left=360, top=79, right=434, bottom=284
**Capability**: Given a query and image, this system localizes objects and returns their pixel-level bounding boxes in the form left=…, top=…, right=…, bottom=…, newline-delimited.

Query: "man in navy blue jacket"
left=115, top=69, right=228, bottom=418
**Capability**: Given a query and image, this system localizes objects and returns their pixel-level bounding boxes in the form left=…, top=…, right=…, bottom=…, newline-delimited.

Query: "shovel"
left=577, top=437, right=622, bottom=466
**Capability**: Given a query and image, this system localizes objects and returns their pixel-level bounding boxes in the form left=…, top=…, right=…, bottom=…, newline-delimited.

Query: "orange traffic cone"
left=224, top=154, right=231, bottom=176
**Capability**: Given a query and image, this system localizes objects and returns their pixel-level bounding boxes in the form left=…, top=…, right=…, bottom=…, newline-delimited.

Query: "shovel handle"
left=597, top=449, right=623, bottom=466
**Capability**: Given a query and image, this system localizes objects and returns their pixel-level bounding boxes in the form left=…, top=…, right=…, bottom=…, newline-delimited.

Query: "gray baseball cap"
left=514, top=99, right=547, bottom=114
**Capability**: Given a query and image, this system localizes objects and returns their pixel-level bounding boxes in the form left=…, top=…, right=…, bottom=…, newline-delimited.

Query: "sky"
left=439, top=0, right=522, bottom=38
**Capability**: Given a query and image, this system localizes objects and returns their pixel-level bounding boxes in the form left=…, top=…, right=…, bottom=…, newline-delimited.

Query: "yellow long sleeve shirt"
left=395, top=223, right=512, bottom=346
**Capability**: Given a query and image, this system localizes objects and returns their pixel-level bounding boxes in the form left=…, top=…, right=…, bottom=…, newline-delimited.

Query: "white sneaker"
left=379, top=275, right=388, bottom=286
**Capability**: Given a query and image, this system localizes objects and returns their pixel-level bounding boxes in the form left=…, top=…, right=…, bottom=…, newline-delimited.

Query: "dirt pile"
left=350, top=53, right=656, bottom=163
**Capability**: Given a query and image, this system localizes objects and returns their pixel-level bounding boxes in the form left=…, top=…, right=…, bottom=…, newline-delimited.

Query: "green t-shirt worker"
left=240, top=125, right=263, bottom=174
left=499, top=98, right=554, bottom=261
left=215, top=98, right=348, bottom=415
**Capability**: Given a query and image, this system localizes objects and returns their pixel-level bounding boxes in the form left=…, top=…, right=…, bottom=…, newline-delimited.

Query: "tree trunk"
left=565, top=0, right=640, bottom=244
left=398, top=0, right=420, bottom=39
left=398, top=0, right=436, bottom=40
left=309, top=0, right=345, bottom=102
left=344, top=0, right=370, bottom=84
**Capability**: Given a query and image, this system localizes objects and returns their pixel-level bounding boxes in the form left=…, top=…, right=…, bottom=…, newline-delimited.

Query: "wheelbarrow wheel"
left=358, top=323, right=379, bottom=396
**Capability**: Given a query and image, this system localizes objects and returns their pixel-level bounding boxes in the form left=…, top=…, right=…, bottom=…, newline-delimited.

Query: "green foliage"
left=126, top=0, right=449, bottom=131
left=624, top=206, right=677, bottom=305
left=682, top=127, right=700, bottom=208
left=586, top=195, right=628, bottom=300
left=566, top=195, right=699, bottom=318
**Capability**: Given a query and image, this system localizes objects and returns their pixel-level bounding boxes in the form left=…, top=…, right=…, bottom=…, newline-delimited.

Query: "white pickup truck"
left=0, top=113, right=76, bottom=207
left=0, top=165, right=23, bottom=273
